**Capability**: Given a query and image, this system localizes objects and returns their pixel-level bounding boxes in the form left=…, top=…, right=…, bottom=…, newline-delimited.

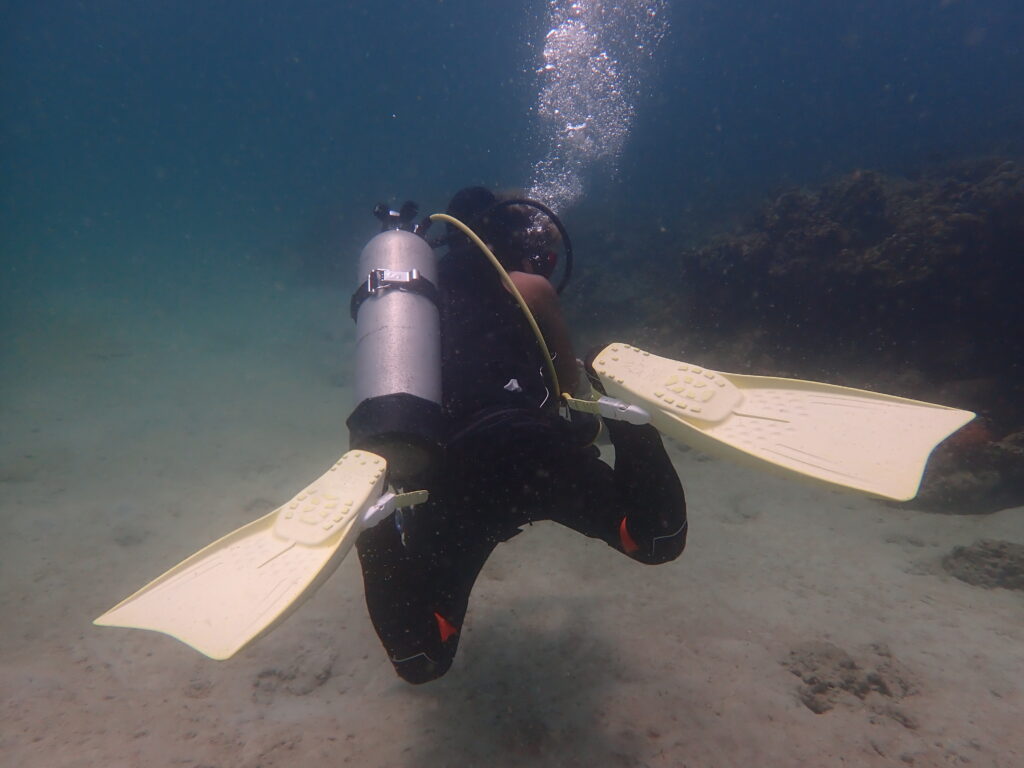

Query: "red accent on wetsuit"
left=619, top=516, right=639, bottom=554
left=434, top=611, right=459, bottom=642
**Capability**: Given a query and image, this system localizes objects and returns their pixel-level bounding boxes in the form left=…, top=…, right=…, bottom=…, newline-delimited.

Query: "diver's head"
left=496, top=199, right=561, bottom=278
left=445, top=186, right=560, bottom=275
left=445, top=186, right=495, bottom=232
left=445, top=186, right=520, bottom=269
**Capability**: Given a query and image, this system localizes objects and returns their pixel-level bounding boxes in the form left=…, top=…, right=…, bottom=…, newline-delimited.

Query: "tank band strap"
left=350, top=268, right=440, bottom=321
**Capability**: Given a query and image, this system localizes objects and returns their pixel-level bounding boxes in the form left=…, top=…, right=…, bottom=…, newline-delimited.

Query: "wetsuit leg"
left=545, top=420, right=688, bottom=565
left=355, top=502, right=501, bottom=684
left=356, top=412, right=685, bottom=684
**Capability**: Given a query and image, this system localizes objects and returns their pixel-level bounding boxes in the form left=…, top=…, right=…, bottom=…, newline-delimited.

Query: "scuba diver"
left=353, top=187, right=688, bottom=684
left=94, top=187, right=972, bottom=671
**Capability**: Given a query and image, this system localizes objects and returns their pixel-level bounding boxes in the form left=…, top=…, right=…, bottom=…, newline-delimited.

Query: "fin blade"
left=594, top=344, right=974, bottom=501
left=695, top=384, right=974, bottom=500
left=95, top=451, right=387, bottom=659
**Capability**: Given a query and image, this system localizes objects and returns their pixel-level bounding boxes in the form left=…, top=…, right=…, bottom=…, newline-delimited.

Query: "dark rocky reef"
left=569, top=158, right=1024, bottom=511
left=668, top=159, right=1021, bottom=389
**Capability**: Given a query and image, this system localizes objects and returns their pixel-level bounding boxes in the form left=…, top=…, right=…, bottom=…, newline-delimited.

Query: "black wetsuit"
left=355, top=247, right=688, bottom=684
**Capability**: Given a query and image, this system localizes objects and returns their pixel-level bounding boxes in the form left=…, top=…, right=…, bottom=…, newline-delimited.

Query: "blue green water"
left=3, top=0, right=1021, bottom=297
left=2, top=2, right=1023, bottom=766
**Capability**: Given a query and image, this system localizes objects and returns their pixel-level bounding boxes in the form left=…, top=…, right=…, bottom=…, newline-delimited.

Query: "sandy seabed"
left=1, top=279, right=1022, bottom=768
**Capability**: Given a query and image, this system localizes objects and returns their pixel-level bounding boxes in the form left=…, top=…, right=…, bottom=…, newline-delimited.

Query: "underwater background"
left=2, top=1, right=1024, bottom=766
left=4, top=0, right=1023, bottom=293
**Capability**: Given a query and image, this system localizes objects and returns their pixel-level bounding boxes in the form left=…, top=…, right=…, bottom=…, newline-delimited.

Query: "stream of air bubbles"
left=526, top=0, right=669, bottom=213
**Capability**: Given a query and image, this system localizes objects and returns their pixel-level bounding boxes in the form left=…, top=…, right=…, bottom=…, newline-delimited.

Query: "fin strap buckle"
left=361, top=489, right=429, bottom=530
left=563, top=395, right=651, bottom=425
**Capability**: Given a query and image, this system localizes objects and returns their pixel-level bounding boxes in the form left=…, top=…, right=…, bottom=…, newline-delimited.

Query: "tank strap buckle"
left=350, top=268, right=440, bottom=321
left=367, top=267, right=420, bottom=293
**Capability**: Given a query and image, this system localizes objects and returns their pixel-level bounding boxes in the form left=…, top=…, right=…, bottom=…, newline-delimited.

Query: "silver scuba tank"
left=346, top=215, right=443, bottom=485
